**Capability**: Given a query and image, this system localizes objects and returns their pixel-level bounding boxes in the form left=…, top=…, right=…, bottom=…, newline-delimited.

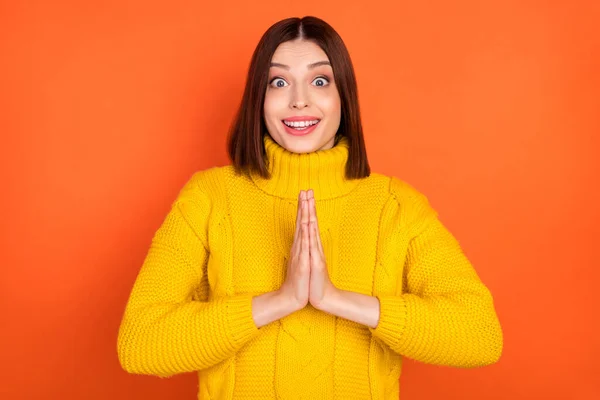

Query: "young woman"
left=118, top=15, right=503, bottom=399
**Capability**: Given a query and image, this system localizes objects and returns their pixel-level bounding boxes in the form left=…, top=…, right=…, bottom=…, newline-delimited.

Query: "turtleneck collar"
left=249, top=134, right=361, bottom=200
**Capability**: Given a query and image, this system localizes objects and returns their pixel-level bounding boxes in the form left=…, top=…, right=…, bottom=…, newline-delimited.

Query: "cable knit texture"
left=117, top=134, right=503, bottom=399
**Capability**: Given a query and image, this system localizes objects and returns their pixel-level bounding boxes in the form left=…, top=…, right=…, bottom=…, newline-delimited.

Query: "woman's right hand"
left=279, top=190, right=311, bottom=311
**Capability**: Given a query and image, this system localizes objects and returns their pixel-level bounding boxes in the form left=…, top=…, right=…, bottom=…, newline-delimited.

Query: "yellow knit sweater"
left=117, top=134, right=503, bottom=399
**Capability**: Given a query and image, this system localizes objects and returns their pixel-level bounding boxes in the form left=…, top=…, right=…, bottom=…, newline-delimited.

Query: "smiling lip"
left=281, top=119, right=320, bottom=136
left=282, top=116, right=320, bottom=122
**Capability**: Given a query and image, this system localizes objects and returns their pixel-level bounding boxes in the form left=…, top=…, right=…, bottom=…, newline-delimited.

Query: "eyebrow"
left=269, top=60, right=331, bottom=70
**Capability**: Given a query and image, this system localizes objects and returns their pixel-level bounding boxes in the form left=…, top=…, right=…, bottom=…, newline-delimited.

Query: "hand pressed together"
left=304, top=189, right=337, bottom=309
left=280, top=189, right=337, bottom=311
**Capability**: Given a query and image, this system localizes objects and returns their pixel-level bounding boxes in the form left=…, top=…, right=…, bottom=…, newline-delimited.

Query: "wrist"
left=313, top=286, right=342, bottom=313
left=275, top=289, right=305, bottom=313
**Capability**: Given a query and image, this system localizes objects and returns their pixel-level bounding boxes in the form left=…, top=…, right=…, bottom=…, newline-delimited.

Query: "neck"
left=249, top=134, right=360, bottom=200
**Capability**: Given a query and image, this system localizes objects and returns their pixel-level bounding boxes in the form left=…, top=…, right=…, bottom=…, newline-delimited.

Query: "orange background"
left=1, top=1, right=598, bottom=399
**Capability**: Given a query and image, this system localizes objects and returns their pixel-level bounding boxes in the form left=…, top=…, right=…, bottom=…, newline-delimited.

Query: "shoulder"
left=172, top=166, right=227, bottom=212
left=387, top=175, right=426, bottom=203
left=171, top=167, right=227, bottom=247
left=374, top=173, right=439, bottom=229
left=368, top=172, right=430, bottom=207
left=185, top=166, right=224, bottom=192
left=178, top=166, right=229, bottom=195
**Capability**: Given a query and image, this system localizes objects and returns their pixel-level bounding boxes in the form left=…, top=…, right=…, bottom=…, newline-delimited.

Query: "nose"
left=290, top=85, right=308, bottom=109
left=292, top=100, right=306, bottom=109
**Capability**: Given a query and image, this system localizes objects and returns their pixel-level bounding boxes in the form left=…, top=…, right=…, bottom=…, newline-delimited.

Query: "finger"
left=310, top=221, right=318, bottom=257
left=293, top=190, right=303, bottom=244
left=308, top=191, right=318, bottom=230
left=306, top=193, right=323, bottom=255
left=301, top=192, right=308, bottom=226
left=293, top=191, right=301, bottom=245
left=307, top=190, right=316, bottom=225
left=300, top=222, right=309, bottom=263
left=315, top=219, right=324, bottom=255
left=306, top=196, right=322, bottom=252
left=295, top=196, right=308, bottom=259
left=311, top=221, right=324, bottom=264
left=317, top=232, right=324, bottom=255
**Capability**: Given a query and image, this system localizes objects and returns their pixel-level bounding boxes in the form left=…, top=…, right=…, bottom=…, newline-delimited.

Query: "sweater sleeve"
left=368, top=186, right=503, bottom=368
left=117, top=172, right=260, bottom=378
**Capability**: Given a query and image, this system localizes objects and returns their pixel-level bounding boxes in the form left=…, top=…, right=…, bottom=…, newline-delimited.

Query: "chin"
left=284, top=142, right=314, bottom=154
left=282, top=135, right=325, bottom=153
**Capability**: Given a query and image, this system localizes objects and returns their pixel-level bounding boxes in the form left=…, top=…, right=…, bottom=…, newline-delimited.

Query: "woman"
left=117, top=16, right=503, bottom=399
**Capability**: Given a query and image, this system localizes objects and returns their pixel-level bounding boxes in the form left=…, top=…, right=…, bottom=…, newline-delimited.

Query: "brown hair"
left=226, top=16, right=371, bottom=180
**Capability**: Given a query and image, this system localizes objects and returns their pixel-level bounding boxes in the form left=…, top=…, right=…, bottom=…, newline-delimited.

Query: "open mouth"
left=281, top=119, right=321, bottom=131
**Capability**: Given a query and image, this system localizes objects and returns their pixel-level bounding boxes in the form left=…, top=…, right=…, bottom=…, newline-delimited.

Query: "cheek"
left=318, top=94, right=341, bottom=119
left=263, top=92, right=286, bottom=118
left=263, top=95, right=274, bottom=116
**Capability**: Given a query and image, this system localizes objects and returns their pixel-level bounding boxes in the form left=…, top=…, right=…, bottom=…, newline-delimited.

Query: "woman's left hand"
left=306, top=190, right=337, bottom=309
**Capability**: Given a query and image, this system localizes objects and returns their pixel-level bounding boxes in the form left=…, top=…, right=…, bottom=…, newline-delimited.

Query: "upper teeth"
left=284, top=120, right=319, bottom=128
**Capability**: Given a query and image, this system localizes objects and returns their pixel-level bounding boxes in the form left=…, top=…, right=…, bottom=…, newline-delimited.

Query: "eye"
left=270, top=77, right=288, bottom=88
left=269, top=75, right=331, bottom=89
left=312, top=76, right=330, bottom=87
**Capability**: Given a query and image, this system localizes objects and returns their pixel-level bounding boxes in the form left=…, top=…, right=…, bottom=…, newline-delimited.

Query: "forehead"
left=271, top=40, right=330, bottom=65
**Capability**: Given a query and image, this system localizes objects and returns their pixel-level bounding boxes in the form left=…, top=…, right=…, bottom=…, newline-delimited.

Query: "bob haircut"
left=226, top=16, right=371, bottom=180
